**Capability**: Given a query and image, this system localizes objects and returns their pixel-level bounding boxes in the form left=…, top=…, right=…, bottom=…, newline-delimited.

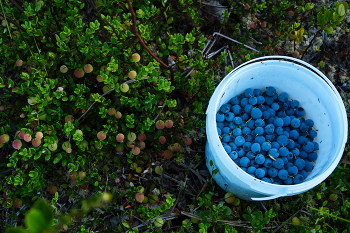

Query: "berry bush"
left=0, top=0, right=350, bottom=232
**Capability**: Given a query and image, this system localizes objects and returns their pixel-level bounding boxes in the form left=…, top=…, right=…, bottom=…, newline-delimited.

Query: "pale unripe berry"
left=96, top=75, right=103, bottom=82
left=155, top=120, right=165, bottom=130
left=128, top=70, right=137, bottom=79
left=0, top=134, right=10, bottom=143
left=149, top=194, right=159, bottom=204
left=115, top=144, right=124, bottom=152
left=28, top=97, right=37, bottom=105
left=84, top=64, right=93, bottom=73
left=48, top=143, right=58, bottom=151
left=48, top=186, right=57, bottom=194
left=184, top=137, right=193, bottom=145
left=115, top=111, right=122, bottom=119
left=57, top=87, right=64, bottom=91
left=224, top=193, right=235, bottom=203
left=158, top=136, right=166, bottom=144
left=32, top=138, right=41, bottom=147
left=74, top=68, right=85, bottom=78
left=60, top=65, right=68, bottom=73
left=78, top=171, right=86, bottom=180
left=162, top=150, right=173, bottom=159
left=102, top=85, right=112, bottom=93
left=23, top=134, right=32, bottom=142
left=131, top=53, right=141, bottom=62
left=108, top=108, right=116, bottom=116
left=97, top=131, right=107, bottom=140
left=15, top=59, right=23, bottom=66
left=165, top=120, right=173, bottom=128
left=127, top=132, right=136, bottom=142
left=116, top=133, right=124, bottom=142
left=66, top=148, right=72, bottom=153
left=137, top=133, right=146, bottom=141
left=12, top=140, right=22, bottom=150
left=62, top=141, right=71, bottom=150
left=132, top=146, right=141, bottom=155
left=155, top=166, right=163, bottom=174
left=139, top=141, right=146, bottom=150
left=120, top=83, right=129, bottom=93
left=135, top=193, right=145, bottom=203
left=154, top=218, right=164, bottom=227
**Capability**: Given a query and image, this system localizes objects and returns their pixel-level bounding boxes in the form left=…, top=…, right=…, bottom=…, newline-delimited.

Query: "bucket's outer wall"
left=206, top=56, right=348, bottom=201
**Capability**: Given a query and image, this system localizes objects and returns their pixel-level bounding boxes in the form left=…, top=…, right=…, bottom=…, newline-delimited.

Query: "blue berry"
left=305, top=161, right=314, bottom=172
left=225, top=112, right=235, bottom=121
left=247, top=166, right=257, bottom=174
left=305, top=119, right=314, bottom=127
left=291, top=118, right=301, bottom=128
left=255, top=168, right=266, bottom=178
left=242, top=127, right=251, bottom=135
left=234, top=117, right=243, bottom=125
left=260, top=178, right=271, bottom=183
left=244, top=104, right=254, bottom=114
left=278, top=92, right=289, bottom=102
left=299, top=151, right=308, bottom=159
left=246, top=151, right=255, bottom=159
left=237, top=148, right=245, bottom=157
left=308, top=130, right=317, bottom=138
left=267, top=167, right=278, bottom=178
left=277, top=135, right=289, bottom=146
left=235, top=136, right=245, bottom=147
left=264, top=158, right=273, bottom=168
left=265, top=124, right=275, bottom=134
left=229, top=151, right=239, bottom=160
left=231, top=105, right=242, bottom=115
left=262, top=111, right=271, bottom=119
left=291, top=148, right=300, bottom=156
left=261, top=142, right=271, bottom=151
left=265, top=96, right=274, bottom=105
left=257, top=96, right=265, bottom=104
left=255, top=136, right=265, bottom=144
left=293, top=174, right=305, bottom=184
left=308, top=152, right=318, bottom=161
left=243, top=142, right=252, bottom=152
left=229, top=142, right=238, bottom=151
left=241, top=98, right=249, bottom=107
left=253, top=89, right=262, bottom=96
left=217, top=127, right=222, bottom=136
left=251, top=108, right=263, bottom=119
left=278, top=169, right=288, bottom=180
left=282, top=116, right=291, bottom=126
left=268, top=148, right=279, bottom=159
left=278, top=147, right=289, bottom=157
left=303, top=141, right=315, bottom=153
left=230, top=96, right=241, bottom=105
left=273, top=117, right=283, bottom=127
left=233, top=128, right=242, bottom=137
left=245, top=134, right=254, bottom=142
left=289, top=130, right=299, bottom=140
left=299, top=170, right=309, bottom=179
left=216, top=113, right=225, bottom=122
left=283, top=177, right=292, bottom=185
left=251, top=143, right=261, bottom=154
left=290, top=100, right=299, bottom=108
left=223, top=145, right=231, bottom=153
left=294, top=158, right=306, bottom=170
left=241, top=113, right=249, bottom=121
left=265, top=134, right=276, bottom=142
left=220, top=103, right=231, bottom=113
left=245, top=88, right=254, bottom=98
left=313, top=142, right=319, bottom=150
left=255, top=119, right=265, bottom=127
left=254, top=127, right=264, bottom=136
left=273, top=158, right=284, bottom=169
left=249, top=97, right=258, bottom=105
left=221, top=134, right=231, bottom=143
left=295, top=107, right=305, bottom=117
left=287, top=166, right=298, bottom=176
left=255, top=154, right=265, bottom=164
left=271, top=102, right=279, bottom=111
left=266, top=87, right=276, bottom=96
left=271, top=141, right=280, bottom=149
left=222, top=127, right=230, bottom=134
left=239, top=157, right=250, bottom=167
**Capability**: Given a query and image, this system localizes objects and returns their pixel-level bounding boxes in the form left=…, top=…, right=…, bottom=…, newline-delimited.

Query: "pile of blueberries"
left=217, top=87, right=318, bottom=185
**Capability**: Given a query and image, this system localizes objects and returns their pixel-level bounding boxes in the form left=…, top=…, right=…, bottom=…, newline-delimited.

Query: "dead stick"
left=126, top=0, right=170, bottom=69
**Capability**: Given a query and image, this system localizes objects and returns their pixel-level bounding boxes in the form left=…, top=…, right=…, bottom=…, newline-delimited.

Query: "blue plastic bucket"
left=206, top=56, right=348, bottom=201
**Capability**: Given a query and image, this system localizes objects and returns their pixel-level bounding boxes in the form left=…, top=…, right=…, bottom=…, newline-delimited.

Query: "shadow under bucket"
left=205, top=56, right=348, bottom=201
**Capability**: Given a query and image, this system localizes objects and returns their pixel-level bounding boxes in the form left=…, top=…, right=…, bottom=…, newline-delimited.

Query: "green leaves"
left=25, top=199, right=54, bottom=233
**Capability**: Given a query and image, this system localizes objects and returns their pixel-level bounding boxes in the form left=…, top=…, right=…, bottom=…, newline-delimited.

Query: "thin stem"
left=301, top=30, right=321, bottom=60
left=126, top=0, right=170, bottom=69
